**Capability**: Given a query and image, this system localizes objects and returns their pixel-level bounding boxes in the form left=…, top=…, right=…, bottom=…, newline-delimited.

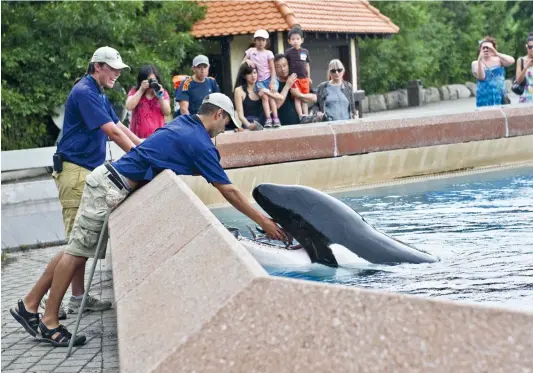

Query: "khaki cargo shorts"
left=64, top=164, right=130, bottom=259
left=53, top=161, right=91, bottom=239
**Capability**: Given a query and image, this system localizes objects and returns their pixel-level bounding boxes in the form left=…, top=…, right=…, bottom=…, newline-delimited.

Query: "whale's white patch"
left=239, top=238, right=369, bottom=270
left=239, top=238, right=311, bottom=267
left=329, top=243, right=369, bottom=266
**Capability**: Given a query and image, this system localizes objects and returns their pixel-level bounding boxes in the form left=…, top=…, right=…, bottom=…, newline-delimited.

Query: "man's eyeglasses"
left=527, top=45, right=533, bottom=50
left=330, top=68, right=343, bottom=74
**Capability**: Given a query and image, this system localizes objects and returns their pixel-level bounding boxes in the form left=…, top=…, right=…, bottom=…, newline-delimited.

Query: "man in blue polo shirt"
left=42, top=46, right=142, bottom=320
left=175, top=55, right=220, bottom=116
left=11, top=93, right=289, bottom=347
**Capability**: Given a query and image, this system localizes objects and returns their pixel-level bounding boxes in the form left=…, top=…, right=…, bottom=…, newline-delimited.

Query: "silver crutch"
left=66, top=211, right=110, bottom=358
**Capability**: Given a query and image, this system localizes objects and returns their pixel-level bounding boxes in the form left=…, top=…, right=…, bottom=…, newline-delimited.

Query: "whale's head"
left=252, top=183, right=439, bottom=266
left=252, top=183, right=339, bottom=266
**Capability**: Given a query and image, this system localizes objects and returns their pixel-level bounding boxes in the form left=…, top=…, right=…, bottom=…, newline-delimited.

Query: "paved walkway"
left=1, top=245, right=119, bottom=373
left=366, top=92, right=523, bottom=120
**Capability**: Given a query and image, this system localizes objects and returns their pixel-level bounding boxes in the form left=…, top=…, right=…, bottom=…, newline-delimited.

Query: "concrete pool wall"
left=109, top=106, right=533, bottom=372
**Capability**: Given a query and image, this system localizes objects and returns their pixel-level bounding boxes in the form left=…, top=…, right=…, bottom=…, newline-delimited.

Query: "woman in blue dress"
left=471, top=36, right=515, bottom=107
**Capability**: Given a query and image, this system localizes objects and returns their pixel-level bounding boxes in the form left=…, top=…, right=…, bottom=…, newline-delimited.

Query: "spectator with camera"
left=471, top=36, right=515, bottom=107
left=175, top=55, right=220, bottom=116
left=125, top=65, right=171, bottom=138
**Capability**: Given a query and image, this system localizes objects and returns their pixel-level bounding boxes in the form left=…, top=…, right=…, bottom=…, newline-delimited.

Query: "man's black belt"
left=104, top=163, right=130, bottom=191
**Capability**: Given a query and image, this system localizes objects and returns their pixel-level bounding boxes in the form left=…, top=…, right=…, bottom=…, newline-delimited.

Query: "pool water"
left=212, top=166, right=533, bottom=311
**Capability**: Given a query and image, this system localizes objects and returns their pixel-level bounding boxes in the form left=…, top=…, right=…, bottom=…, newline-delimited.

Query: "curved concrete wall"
left=110, top=170, right=533, bottom=373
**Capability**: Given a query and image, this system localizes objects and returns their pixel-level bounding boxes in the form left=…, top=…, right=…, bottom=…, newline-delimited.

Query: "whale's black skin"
left=252, top=183, right=439, bottom=267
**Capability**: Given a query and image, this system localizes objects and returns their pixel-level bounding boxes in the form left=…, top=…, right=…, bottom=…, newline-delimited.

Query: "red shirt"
left=128, top=88, right=169, bottom=138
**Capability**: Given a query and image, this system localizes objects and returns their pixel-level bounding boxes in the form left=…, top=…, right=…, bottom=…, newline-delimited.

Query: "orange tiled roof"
left=192, top=0, right=399, bottom=38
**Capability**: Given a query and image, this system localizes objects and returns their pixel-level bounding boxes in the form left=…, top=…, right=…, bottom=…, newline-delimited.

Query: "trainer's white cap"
left=254, top=29, right=269, bottom=39
left=91, top=46, right=130, bottom=70
left=202, top=93, right=242, bottom=128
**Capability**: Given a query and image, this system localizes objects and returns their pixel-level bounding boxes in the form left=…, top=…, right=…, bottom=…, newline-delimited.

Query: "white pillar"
left=277, top=31, right=285, bottom=54
left=350, top=37, right=358, bottom=90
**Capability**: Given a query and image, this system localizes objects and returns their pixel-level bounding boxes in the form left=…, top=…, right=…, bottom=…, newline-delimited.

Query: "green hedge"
left=1, top=1, right=205, bottom=150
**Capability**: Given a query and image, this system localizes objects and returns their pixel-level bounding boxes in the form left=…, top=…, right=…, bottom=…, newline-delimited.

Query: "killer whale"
left=252, top=183, right=438, bottom=267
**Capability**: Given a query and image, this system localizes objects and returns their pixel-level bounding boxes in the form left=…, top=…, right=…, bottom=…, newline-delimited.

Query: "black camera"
left=148, top=78, right=161, bottom=93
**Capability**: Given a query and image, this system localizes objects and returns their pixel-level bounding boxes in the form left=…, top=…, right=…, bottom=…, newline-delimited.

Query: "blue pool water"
left=212, top=166, right=533, bottom=311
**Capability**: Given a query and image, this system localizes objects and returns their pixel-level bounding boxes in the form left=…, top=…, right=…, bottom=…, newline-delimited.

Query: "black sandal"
left=36, top=322, right=86, bottom=347
left=10, top=299, right=40, bottom=337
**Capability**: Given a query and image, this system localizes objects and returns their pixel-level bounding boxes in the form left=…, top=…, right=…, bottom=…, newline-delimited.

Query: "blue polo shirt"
left=112, top=114, right=231, bottom=185
left=57, top=75, right=119, bottom=170
left=176, top=77, right=220, bottom=115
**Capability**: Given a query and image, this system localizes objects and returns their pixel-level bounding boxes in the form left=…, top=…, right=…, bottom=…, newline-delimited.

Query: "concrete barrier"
left=110, top=169, right=533, bottom=373
left=215, top=106, right=533, bottom=169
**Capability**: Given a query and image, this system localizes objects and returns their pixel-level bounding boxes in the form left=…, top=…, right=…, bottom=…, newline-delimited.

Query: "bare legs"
left=22, top=251, right=87, bottom=329
left=71, top=263, right=86, bottom=297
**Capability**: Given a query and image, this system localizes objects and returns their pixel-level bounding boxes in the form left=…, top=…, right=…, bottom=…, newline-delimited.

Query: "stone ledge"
left=331, top=109, right=506, bottom=156
left=502, top=106, right=533, bottom=137
left=217, top=123, right=335, bottom=169
left=154, top=276, right=533, bottom=373
left=109, top=170, right=266, bottom=373
left=214, top=107, right=531, bottom=169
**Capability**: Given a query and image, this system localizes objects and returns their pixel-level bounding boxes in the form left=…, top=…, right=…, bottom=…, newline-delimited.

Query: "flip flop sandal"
left=10, top=299, right=40, bottom=337
left=36, top=322, right=86, bottom=347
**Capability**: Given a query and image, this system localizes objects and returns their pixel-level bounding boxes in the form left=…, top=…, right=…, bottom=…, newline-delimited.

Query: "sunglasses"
left=527, top=45, right=533, bottom=50
left=330, top=68, right=343, bottom=74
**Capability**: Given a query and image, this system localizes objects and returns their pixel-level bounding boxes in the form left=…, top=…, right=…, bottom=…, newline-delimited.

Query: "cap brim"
left=193, top=63, right=210, bottom=67
left=228, top=112, right=242, bottom=129
left=107, top=61, right=131, bottom=71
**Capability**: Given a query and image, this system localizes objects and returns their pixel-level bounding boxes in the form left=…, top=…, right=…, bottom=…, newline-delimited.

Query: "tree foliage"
left=359, top=1, right=533, bottom=94
left=1, top=1, right=205, bottom=150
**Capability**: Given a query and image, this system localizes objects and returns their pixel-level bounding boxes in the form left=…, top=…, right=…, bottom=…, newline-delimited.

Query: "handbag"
left=511, top=58, right=526, bottom=96
left=483, top=62, right=510, bottom=105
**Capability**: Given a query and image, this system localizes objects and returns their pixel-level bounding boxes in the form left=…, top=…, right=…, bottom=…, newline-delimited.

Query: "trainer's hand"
left=260, top=218, right=289, bottom=242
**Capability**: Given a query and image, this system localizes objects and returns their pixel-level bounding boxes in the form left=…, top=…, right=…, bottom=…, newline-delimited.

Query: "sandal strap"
left=39, top=322, right=72, bottom=344
left=17, top=299, right=40, bottom=328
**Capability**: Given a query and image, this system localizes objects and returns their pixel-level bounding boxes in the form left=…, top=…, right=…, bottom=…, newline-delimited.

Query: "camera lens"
left=148, top=78, right=160, bottom=92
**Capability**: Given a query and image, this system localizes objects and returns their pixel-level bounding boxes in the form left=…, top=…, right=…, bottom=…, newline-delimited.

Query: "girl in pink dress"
left=126, top=65, right=171, bottom=138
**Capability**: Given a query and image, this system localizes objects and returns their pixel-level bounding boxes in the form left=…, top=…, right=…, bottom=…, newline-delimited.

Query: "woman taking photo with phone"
left=471, top=36, right=515, bottom=107
left=126, top=65, right=171, bottom=138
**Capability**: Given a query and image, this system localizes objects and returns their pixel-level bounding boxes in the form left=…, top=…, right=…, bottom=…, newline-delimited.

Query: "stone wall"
left=216, top=106, right=533, bottom=170
left=362, top=80, right=515, bottom=113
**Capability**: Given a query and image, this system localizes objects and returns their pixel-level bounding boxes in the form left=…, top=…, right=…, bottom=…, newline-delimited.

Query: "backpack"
left=172, top=75, right=189, bottom=90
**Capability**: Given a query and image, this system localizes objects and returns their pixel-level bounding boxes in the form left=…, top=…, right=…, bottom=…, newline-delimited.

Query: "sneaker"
left=40, top=293, right=67, bottom=320
left=264, top=118, right=273, bottom=128
left=272, top=118, right=281, bottom=128
left=67, top=294, right=112, bottom=314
